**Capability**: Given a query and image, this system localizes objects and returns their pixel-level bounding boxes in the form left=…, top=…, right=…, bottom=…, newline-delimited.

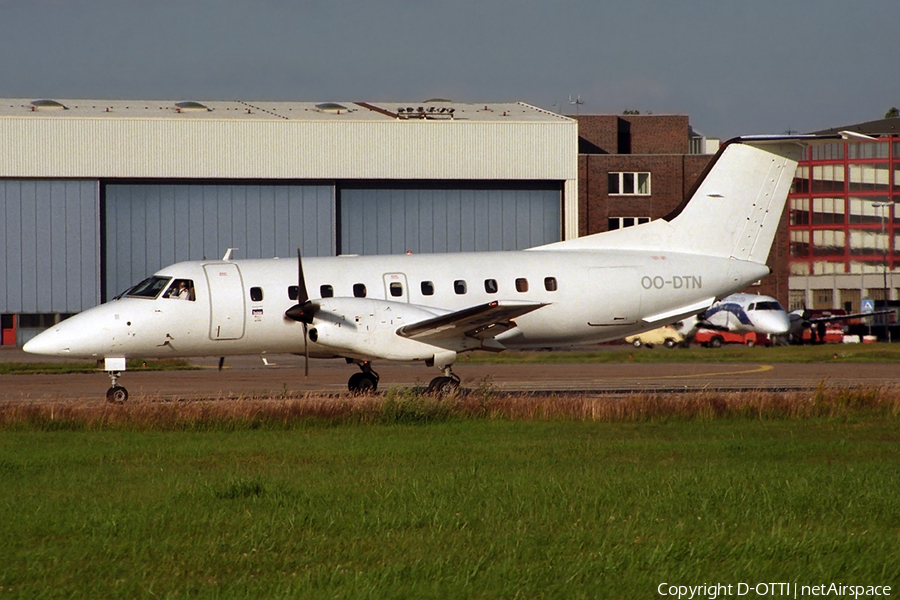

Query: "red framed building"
left=788, top=119, right=900, bottom=312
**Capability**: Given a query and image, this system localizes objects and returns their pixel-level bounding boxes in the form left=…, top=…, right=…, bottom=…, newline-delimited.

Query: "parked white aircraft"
left=693, top=293, right=791, bottom=336
left=23, top=135, right=845, bottom=401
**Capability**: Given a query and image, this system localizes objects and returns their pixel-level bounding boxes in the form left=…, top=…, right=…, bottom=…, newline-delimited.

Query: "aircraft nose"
left=22, top=326, right=68, bottom=356
left=756, top=312, right=791, bottom=335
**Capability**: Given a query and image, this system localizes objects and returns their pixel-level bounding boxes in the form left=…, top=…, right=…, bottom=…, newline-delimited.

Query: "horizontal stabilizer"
left=643, top=297, right=716, bottom=325
left=397, top=300, right=545, bottom=342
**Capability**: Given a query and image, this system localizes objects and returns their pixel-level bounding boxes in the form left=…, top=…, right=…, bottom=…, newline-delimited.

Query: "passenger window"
left=484, top=279, right=498, bottom=294
left=353, top=283, right=367, bottom=298
left=515, top=278, right=529, bottom=293
left=389, top=282, right=403, bottom=297
left=544, top=277, right=558, bottom=292
left=454, top=280, right=467, bottom=295
left=320, top=284, right=334, bottom=298
left=250, top=287, right=264, bottom=302
left=163, top=278, right=195, bottom=301
left=288, top=285, right=299, bottom=300
left=421, top=281, right=435, bottom=296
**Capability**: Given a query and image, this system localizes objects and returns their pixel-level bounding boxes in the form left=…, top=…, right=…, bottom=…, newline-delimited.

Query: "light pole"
left=872, top=201, right=893, bottom=302
left=872, top=201, right=894, bottom=341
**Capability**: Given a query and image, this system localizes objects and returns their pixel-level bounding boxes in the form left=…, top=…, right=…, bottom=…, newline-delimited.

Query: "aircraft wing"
left=397, top=300, right=545, bottom=342
left=807, top=309, right=894, bottom=323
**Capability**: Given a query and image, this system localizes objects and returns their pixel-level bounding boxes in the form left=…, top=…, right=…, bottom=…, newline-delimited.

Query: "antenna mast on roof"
left=569, top=94, right=584, bottom=116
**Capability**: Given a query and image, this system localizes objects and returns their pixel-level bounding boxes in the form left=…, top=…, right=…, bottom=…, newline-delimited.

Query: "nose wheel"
left=348, top=361, right=379, bottom=393
left=105, top=370, right=128, bottom=403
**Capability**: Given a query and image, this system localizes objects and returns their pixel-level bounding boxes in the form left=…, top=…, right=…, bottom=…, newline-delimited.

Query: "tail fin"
left=536, top=136, right=837, bottom=264
left=665, top=139, right=802, bottom=263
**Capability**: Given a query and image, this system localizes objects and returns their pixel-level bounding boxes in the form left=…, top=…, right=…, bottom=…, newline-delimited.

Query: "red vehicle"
left=694, top=328, right=770, bottom=348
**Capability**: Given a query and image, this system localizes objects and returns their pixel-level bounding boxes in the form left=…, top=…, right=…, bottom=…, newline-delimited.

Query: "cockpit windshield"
left=754, top=301, right=784, bottom=311
left=126, top=276, right=172, bottom=299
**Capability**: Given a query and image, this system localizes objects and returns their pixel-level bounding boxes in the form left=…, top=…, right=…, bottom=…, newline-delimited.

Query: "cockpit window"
left=127, top=276, right=172, bottom=299
left=755, top=301, right=784, bottom=311
left=163, top=279, right=195, bottom=301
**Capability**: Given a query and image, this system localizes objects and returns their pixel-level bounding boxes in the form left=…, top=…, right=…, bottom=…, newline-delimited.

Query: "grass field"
left=1, top=390, right=898, bottom=598
left=0, top=358, right=196, bottom=375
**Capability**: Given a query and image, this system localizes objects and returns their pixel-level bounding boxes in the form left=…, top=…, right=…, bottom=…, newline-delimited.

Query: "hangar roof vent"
left=315, top=102, right=349, bottom=114
left=31, top=99, right=67, bottom=111
left=175, top=101, right=210, bottom=112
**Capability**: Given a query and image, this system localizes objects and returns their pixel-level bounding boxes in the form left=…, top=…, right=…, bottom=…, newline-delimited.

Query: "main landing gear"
left=348, top=361, right=379, bottom=393
left=106, top=370, right=128, bottom=403
left=426, top=366, right=460, bottom=395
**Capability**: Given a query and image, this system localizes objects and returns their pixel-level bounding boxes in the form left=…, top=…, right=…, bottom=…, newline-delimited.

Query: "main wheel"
left=348, top=372, right=378, bottom=393
left=106, top=385, right=128, bottom=404
left=427, top=376, right=459, bottom=395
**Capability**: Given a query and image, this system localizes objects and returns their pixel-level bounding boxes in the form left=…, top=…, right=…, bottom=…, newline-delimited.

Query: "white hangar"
left=0, top=98, right=577, bottom=344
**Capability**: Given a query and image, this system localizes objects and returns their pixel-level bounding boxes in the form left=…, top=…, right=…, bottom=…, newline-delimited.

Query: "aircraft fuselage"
left=25, top=249, right=767, bottom=362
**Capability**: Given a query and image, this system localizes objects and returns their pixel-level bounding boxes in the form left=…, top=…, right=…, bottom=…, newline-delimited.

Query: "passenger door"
left=204, top=263, right=246, bottom=340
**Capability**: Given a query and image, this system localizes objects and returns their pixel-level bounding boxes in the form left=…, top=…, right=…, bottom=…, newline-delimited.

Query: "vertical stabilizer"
left=534, top=136, right=839, bottom=265
left=664, top=139, right=803, bottom=264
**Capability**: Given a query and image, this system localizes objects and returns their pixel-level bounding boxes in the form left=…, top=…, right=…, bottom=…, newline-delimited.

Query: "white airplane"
left=691, top=293, right=792, bottom=336
left=23, top=135, right=840, bottom=401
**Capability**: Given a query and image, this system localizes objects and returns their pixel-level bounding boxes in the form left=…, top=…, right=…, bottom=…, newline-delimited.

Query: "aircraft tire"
left=427, top=376, right=459, bottom=395
left=348, top=372, right=377, bottom=393
left=106, top=385, right=128, bottom=404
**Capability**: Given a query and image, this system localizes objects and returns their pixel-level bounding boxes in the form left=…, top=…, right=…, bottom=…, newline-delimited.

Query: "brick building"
left=574, top=115, right=791, bottom=305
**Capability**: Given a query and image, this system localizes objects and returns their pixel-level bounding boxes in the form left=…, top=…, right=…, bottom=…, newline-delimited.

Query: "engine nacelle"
left=308, top=297, right=469, bottom=362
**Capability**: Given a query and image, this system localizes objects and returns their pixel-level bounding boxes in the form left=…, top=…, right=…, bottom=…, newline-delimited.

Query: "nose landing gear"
left=106, top=370, right=128, bottom=403
left=103, top=357, right=129, bottom=403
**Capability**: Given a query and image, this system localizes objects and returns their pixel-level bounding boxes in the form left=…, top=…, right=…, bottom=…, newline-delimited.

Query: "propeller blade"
left=285, top=246, right=319, bottom=323
left=296, top=247, right=309, bottom=305
left=303, top=323, right=309, bottom=378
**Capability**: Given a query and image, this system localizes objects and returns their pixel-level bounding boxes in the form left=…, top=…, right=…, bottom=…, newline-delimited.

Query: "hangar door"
left=104, top=183, right=334, bottom=301
left=339, top=183, right=561, bottom=255
left=0, top=180, right=99, bottom=314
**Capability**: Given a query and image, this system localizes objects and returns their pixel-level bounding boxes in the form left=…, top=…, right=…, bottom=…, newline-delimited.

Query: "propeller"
left=284, top=248, right=319, bottom=377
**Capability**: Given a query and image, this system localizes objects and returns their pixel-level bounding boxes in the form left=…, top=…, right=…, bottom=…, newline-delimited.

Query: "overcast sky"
left=2, top=0, right=897, bottom=139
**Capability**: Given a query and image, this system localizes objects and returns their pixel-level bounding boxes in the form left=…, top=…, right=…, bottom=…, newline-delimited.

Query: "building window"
left=608, top=172, right=650, bottom=195
left=320, top=284, right=334, bottom=298
left=608, top=217, right=650, bottom=231
left=353, top=283, right=367, bottom=298
left=454, top=280, right=467, bottom=295
left=421, top=281, right=434, bottom=296
left=790, top=198, right=809, bottom=225
left=484, top=279, right=498, bottom=294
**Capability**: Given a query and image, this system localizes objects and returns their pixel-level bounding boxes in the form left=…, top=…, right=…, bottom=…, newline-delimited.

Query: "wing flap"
left=397, top=300, right=545, bottom=342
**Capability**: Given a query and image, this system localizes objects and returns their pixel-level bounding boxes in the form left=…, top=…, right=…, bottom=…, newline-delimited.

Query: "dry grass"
left=2, top=382, right=899, bottom=431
